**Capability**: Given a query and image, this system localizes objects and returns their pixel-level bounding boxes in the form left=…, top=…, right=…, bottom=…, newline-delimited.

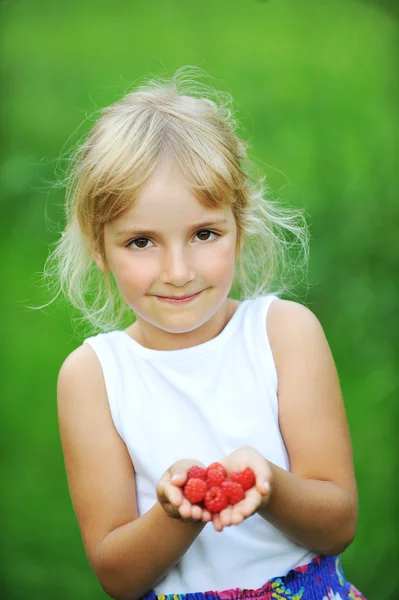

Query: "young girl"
left=53, top=70, right=366, bottom=600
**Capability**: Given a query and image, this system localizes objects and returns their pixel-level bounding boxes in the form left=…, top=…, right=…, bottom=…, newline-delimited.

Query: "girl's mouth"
left=155, top=290, right=203, bottom=305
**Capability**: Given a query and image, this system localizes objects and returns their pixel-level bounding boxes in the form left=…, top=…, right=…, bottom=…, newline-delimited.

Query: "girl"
left=53, top=70, right=366, bottom=600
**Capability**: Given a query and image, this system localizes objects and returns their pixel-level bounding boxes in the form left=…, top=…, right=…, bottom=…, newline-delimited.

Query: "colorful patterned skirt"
left=141, top=555, right=366, bottom=600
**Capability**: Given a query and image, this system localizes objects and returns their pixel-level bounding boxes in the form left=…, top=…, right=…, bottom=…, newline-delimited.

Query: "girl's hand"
left=209, top=445, right=273, bottom=532
left=156, top=459, right=213, bottom=524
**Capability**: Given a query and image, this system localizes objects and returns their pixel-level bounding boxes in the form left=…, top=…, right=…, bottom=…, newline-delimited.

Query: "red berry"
left=221, top=480, right=245, bottom=504
left=206, top=462, right=227, bottom=487
left=230, top=467, right=256, bottom=491
left=204, top=486, right=229, bottom=513
left=183, top=478, right=207, bottom=504
left=206, top=471, right=226, bottom=488
left=206, top=462, right=227, bottom=477
left=187, top=466, right=207, bottom=481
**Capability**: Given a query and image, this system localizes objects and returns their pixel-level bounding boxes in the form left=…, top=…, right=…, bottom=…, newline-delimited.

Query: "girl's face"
left=100, top=160, right=238, bottom=344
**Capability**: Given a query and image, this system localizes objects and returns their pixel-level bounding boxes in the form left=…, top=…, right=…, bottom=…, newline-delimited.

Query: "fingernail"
left=263, top=481, right=270, bottom=492
left=171, top=474, right=182, bottom=481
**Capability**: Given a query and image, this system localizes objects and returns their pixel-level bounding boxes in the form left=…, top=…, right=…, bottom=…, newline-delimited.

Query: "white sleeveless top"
left=84, top=295, right=317, bottom=593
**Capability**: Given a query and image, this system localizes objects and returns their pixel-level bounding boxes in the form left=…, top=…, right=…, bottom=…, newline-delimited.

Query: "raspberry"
left=204, top=486, right=229, bottom=513
left=221, top=480, right=245, bottom=504
left=187, top=466, right=207, bottom=481
left=230, top=467, right=256, bottom=491
left=183, top=478, right=207, bottom=504
left=206, top=462, right=227, bottom=487
left=206, top=462, right=227, bottom=477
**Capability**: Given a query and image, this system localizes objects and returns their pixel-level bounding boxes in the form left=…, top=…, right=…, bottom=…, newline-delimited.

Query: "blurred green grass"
left=2, top=0, right=398, bottom=598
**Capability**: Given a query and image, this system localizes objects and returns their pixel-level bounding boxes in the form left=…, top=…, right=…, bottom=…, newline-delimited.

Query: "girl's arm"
left=257, top=299, right=358, bottom=555
left=58, top=345, right=205, bottom=600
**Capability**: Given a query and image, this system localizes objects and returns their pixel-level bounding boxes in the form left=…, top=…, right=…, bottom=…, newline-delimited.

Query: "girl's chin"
left=137, top=308, right=214, bottom=336
left=154, top=316, right=209, bottom=335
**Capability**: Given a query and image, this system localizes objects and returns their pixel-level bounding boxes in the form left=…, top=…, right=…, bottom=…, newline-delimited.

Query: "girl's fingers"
left=202, top=509, right=213, bottom=523
left=212, top=513, right=223, bottom=532
left=191, top=504, right=203, bottom=521
left=242, top=490, right=261, bottom=515
left=165, top=482, right=184, bottom=507
left=219, top=505, right=234, bottom=527
left=171, top=472, right=187, bottom=487
left=179, top=500, right=208, bottom=523
left=178, top=498, right=192, bottom=519
left=256, top=473, right=271, bottom=496
left=229, top=490, right=261, bottom=523
left=231, top=509, right=245, bottom=525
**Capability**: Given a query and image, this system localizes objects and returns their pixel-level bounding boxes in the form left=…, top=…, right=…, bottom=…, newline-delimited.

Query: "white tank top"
left=84, top=295, right=317, bottom=593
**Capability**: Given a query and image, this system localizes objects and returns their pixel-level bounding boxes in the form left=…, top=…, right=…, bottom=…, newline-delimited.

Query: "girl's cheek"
left=204, top=245, right=236, bottom=279
left=116, top=256, right=158, bottom=289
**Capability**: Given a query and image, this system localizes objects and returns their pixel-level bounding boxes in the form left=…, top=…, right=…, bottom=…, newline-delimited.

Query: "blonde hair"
left=45, top=67, right=309, bottom=332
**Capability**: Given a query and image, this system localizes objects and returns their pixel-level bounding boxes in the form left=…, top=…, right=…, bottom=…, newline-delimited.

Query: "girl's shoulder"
left=266, top=299, right=328, bottom=373
left=57, top=343, right=105, bottom=404
left=267, top=299, right=322, bottom=347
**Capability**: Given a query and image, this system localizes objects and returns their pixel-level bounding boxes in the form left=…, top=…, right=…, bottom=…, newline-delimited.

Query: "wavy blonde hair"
left=45, top=67, right=309, bottom=332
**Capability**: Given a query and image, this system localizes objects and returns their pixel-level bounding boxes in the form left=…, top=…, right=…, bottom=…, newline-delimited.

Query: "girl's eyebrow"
left=114, top=218, right=229, bottom=239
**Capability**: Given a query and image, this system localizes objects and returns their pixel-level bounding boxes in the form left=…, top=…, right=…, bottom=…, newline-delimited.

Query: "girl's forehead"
left=111, top=161, right=235, bottom=230
left=112, top=193, right=234, bottom=233
left=133, top=159, right=202, bottom=213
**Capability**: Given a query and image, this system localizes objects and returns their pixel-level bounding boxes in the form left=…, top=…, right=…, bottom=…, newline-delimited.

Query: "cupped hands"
left=160, top=446, right=273, bottom=532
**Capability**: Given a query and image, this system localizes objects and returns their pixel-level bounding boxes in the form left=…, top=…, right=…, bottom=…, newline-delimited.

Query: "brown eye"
left=130, top=238, right=151, bottom=249
left=196, top=230, right=216, bottom=242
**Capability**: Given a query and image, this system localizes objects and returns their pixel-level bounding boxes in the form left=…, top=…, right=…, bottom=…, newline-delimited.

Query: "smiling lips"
left=155, top=290, right=203, bottom=304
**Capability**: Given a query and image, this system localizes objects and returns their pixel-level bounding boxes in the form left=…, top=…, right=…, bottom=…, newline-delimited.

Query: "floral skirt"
left=141, top=555, right=366, bottom=600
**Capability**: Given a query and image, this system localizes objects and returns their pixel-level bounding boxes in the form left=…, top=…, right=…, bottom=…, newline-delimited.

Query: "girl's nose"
left=159, top=247, right=195, bottom=286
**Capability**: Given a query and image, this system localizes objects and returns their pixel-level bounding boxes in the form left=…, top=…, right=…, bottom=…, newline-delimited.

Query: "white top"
left=84, top=295, right=317, bottom=593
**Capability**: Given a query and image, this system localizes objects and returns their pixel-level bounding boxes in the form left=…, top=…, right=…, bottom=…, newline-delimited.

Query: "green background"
left=2, top=0, right=398, bottom=598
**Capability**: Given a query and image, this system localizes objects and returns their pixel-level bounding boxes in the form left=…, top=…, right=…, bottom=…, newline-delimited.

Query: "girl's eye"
left=129, top=238, right=153, bottom=250
left=195, top=230, right=218, bottom=242
left=128, top=231, right=218, bottom=249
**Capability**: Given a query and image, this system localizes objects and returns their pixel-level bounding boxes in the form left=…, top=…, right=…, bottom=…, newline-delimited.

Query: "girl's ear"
left=92, top=248, right=110, bottom=272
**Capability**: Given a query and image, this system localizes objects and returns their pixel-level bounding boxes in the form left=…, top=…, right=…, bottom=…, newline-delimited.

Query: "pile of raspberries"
left=182, top=462, right=256, bottom=514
